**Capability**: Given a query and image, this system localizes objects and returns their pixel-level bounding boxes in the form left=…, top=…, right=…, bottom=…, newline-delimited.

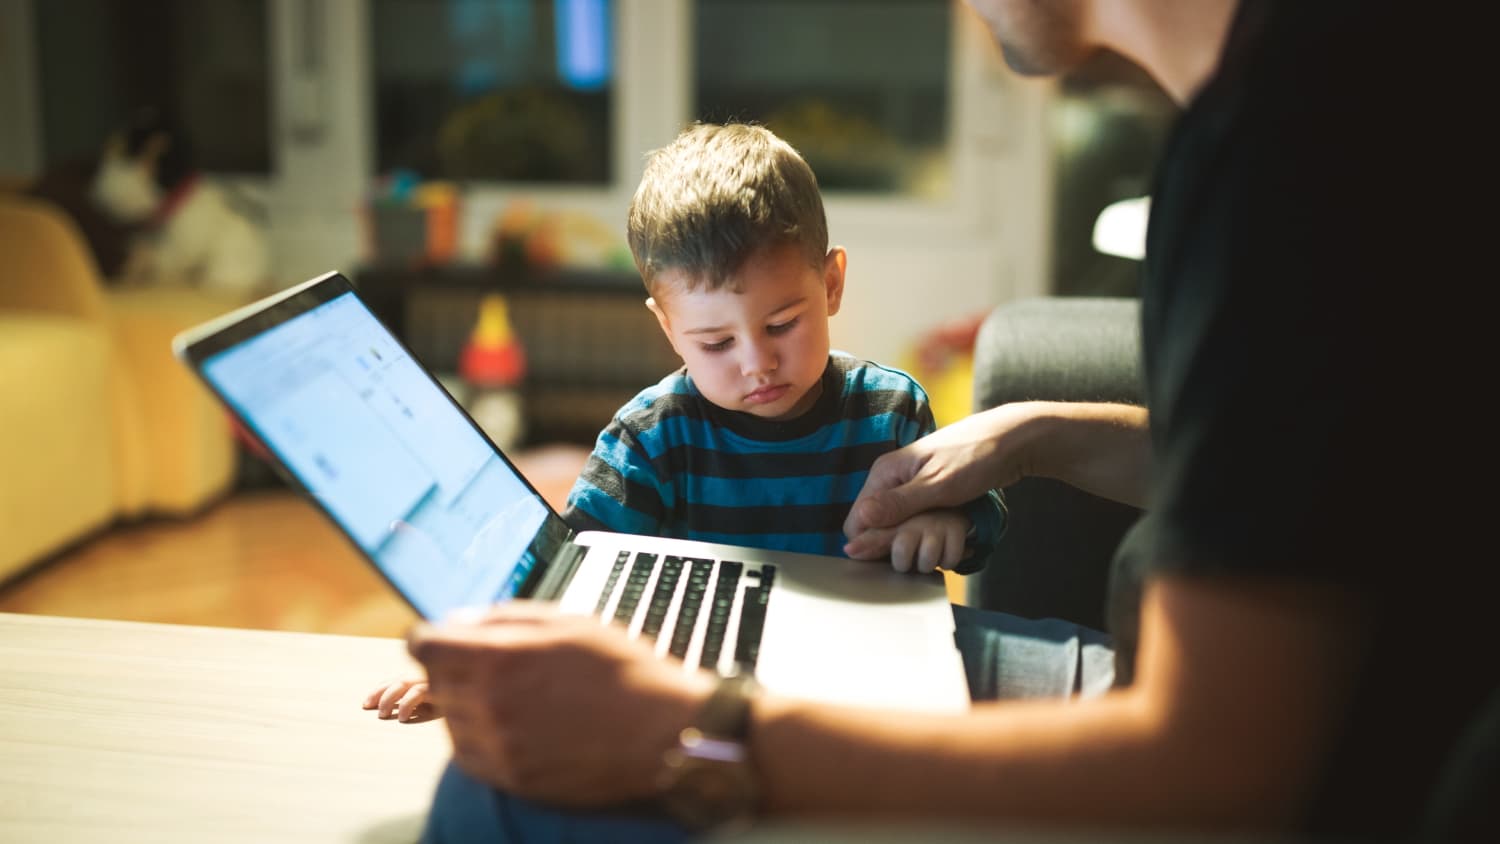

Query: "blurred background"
left=0, top=0, right=1171, bottom=637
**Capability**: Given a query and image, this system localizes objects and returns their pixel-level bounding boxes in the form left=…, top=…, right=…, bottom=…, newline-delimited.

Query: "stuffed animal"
left=91, top=108, right=270, bottom=293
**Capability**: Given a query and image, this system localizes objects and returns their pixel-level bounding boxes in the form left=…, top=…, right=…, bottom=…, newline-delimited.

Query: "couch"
left=0, top=195, right=247, bottom=582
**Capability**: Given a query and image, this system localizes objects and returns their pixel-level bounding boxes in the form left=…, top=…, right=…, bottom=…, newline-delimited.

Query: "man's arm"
left=410, top=575, right=1371, bottom=831
left=748, top=573, right=1370, bottom=829
left=1029, top=402, right=1152, bottom=507
left=845, top=401, right=1151, bottom=559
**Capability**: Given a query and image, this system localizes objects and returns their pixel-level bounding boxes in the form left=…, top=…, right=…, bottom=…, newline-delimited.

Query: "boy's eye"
left=767, top=317, right=800, bottom=336
left=700, top=338, right=733, bottom=353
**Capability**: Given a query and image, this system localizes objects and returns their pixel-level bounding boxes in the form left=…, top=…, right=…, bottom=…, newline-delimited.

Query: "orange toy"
left=459, top=293, right=526, bottom=388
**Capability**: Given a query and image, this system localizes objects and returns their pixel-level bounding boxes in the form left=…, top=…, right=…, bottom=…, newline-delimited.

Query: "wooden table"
left=0, top=612, right=452, bottom=843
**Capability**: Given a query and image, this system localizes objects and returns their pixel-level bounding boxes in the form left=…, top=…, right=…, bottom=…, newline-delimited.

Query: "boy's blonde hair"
left=627, top=122, right=828, bottom=294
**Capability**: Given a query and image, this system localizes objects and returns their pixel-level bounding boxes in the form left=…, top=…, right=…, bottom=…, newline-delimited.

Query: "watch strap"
left=658, top=669, right=762, bottom=831
left=693, top=669, right=757, bottom=743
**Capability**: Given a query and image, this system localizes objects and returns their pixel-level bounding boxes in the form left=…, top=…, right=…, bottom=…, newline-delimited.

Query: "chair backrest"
left=0, top=196, right=108, bottom=321
left=966, top=297, right=1144, bottom=632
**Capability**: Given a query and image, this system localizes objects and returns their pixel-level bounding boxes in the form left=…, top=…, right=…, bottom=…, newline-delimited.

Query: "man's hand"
left=844, top=402, right=1151, bottom=561
left=844, top=404, right=1039, bottom=560
left=846, top=508, right=970, bottom=573
left=407, top=601, right=715, bottom=807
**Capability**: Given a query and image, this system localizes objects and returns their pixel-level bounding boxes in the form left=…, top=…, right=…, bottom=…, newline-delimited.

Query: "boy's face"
left=647, top=244, right=846, bottom=422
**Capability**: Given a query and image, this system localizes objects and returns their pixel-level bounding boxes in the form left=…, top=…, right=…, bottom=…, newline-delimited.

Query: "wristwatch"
left=658, top=669, right=760, bottom=832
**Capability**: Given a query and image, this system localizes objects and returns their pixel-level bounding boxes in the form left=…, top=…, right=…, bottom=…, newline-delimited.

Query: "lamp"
left=1091, top=196, right=1151, bottom=260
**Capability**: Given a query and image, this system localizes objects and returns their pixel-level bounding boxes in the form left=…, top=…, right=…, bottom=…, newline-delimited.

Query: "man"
left=410, top=1, right=1493, bottom=840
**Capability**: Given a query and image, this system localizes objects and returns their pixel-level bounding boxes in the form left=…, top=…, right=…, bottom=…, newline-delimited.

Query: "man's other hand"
left=407, top=601, right=715, bottom=807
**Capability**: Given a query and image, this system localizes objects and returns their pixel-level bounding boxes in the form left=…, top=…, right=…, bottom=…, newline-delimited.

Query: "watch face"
left=663, top=758, right=757, bottom=830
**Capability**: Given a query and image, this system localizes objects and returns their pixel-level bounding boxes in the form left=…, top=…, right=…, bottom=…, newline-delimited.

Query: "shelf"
left=352, top=263, right=680, bottom=447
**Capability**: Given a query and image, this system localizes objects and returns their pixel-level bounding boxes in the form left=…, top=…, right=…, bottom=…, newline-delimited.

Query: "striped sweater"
left=562, top=352, right=1004, bottom=568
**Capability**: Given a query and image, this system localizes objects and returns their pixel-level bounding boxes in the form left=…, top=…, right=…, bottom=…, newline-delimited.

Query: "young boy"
left=365, top=122, right=1004, bottom=721
left=564, top=122, right=1004, bottom=563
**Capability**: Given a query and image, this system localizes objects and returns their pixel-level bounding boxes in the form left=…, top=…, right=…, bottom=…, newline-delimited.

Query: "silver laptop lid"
left=174, top=271, right=573, bottom=619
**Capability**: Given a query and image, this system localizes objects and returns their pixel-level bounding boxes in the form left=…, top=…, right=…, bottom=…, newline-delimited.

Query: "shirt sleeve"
left=560, top=417, right=672, bottom=537
left=953, top=490, right=1006, bottom=576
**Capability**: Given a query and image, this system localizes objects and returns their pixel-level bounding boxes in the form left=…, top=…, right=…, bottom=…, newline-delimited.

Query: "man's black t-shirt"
left=1109, top=0, right=1494, bottom=838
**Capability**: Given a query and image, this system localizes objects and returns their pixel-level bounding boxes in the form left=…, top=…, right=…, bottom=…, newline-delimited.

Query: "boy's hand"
left=362, top=676, right=435, bottom=722
left=848, top=508, right=970, bottom=574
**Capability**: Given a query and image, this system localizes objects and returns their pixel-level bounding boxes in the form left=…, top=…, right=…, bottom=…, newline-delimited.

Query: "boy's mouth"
left=744, top=384, right=791, bottom=405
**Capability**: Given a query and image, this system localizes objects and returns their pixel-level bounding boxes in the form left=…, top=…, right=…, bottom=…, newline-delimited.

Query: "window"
left=4, top=0, right=1045, bottom=368
left=369, top=0, right=614, bottom=184
left=693, top=0, right=952, bottom=198
left=33, top=0, right=270, bottom=174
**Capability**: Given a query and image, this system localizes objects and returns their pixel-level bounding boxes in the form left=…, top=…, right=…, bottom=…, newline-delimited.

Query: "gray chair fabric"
left=966, top=297, right=1144, bottom=633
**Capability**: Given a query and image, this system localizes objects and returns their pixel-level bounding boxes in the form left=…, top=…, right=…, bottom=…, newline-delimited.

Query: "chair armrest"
left=965, top=297, right=1144, bottom=631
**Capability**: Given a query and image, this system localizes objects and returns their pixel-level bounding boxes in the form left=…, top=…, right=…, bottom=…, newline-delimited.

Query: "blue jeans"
left=419, top=764, right=689, bottom=844
left=421, top=606, right=1114, bottom=844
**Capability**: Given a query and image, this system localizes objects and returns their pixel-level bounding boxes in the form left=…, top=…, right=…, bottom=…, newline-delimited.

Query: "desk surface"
left=0, top=612, right=451, bottom=844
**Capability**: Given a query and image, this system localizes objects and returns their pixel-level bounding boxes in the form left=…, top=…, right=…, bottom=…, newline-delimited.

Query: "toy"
left=458, top=293, right=527, bottom=450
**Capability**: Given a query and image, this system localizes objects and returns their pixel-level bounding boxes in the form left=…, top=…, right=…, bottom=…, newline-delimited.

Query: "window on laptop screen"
left=200, top=291, right=550, bottom=619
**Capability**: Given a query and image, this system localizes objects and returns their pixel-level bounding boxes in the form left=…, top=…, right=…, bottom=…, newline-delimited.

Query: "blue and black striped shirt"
left=562, top=352, right=1004, bottom=565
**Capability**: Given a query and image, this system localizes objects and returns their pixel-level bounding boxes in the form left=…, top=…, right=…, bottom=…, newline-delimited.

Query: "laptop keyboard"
left=592, top=550, right=775, bottom=675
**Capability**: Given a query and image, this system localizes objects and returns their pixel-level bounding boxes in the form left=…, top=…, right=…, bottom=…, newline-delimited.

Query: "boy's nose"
left=740, top=340, right=777, bottom=376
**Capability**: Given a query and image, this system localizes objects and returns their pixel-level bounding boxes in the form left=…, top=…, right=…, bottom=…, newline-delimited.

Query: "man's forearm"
left=748, top=575, right=1362, bottom=830
left=1020, top=401, right=1151, bottom=509
left=753, top=689, right=1163, bottom=823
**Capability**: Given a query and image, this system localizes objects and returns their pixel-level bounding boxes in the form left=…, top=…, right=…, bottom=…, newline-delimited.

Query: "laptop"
left=173, top=271, right=970, bottom=713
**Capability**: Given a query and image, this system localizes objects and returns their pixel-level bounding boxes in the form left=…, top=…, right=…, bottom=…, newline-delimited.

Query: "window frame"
left=1, top=0, right=1053, bottom=327
left=3, top=1, right=1016, bottom=224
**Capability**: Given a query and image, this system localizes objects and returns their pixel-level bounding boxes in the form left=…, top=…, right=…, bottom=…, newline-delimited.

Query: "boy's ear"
left=645, top=296, right=683, bottom=357
left=823, top=247, right=848, bottom=317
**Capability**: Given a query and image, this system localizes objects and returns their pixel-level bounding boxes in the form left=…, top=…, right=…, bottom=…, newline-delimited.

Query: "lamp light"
left=1091, top=196, right=1151, bottom=260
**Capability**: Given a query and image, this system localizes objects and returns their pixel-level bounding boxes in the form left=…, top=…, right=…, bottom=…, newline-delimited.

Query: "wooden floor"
left=0, top=490, right=420, bottom=637
left=0, top=445, right=594, bottom=638
left=0, top=443, right=964, bottom=637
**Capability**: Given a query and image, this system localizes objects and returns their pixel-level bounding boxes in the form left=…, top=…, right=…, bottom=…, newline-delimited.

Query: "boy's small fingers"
left=944, top=544, right=963, bottom=571
left=944, top=524, right=966, bottom=569
left=378, top=684, right=406, bottom=718
left=890, top=532, right=916, bottom=573
left=397, top=687, right=425, bottom=721
left=916, top=533, right=941, bottom=574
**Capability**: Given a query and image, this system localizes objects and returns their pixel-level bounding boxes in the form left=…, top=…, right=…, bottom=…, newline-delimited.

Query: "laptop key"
left=698, top=561, right=742, bottom=671
left=640, top=556, right=685, bottom=641
left=612, top=552, right=657, bottom=625
left=593, top=550, right=632, bottom=616
left=668, top=559, right=713, bottom=659
left=733, top=564, right=775, bottom=671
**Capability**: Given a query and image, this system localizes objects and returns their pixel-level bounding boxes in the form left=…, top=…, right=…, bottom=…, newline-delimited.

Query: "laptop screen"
left=198, top=288, right=552, bottom=619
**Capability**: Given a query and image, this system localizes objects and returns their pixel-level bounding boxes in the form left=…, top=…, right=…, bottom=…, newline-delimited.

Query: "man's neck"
left=1090, top=0, right=1240, bottom=104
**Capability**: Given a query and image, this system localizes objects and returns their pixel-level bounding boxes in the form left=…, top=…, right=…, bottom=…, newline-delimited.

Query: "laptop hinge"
left=526, top=539, right=587, bottom=601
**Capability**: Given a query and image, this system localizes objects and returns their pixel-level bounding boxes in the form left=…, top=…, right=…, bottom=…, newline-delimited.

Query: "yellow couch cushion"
left=108, top=285, right=246, bottom=514
left=0, top=316, right=116, bottom=579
